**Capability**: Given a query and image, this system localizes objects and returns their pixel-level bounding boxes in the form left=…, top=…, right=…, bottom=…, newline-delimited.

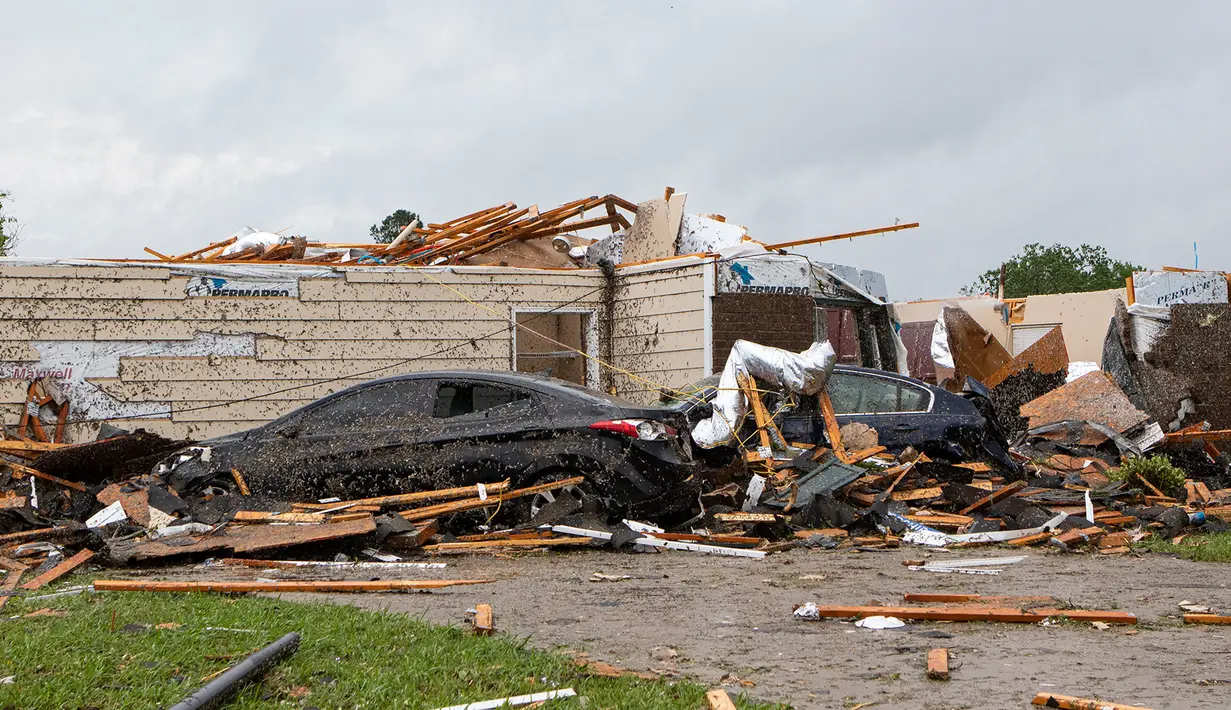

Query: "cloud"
left=1, top=1, right=1229, bottom=299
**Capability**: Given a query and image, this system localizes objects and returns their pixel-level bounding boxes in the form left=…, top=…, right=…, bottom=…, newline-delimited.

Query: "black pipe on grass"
left=168, top=632, right=301, bottom=710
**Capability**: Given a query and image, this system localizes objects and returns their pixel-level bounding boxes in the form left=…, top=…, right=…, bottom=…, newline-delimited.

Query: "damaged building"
left=0, top=190, right=909, bottom=443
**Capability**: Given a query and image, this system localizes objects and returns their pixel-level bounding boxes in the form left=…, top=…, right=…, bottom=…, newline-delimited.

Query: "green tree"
left=0, top=190, right=19, bottom=256
left=369, top=209, right=422, bottom=244
left=962, top=243, right=1141, bottom=298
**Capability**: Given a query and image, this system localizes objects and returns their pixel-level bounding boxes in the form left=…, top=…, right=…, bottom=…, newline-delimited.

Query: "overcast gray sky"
left=3, top=1, right=1228, bottom=300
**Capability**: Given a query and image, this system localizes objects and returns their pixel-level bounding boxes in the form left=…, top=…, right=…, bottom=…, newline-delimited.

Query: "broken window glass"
left=827, top=373, right=930, bottom=414
left=432, top=383, right=532, bottom=419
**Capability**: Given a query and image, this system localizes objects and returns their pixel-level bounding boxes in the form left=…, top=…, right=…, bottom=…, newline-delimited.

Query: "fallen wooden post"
left=794, top=604, right=1136, bottom=624
left=93, top=579, right=495, bottom=593
left=957, top=480, right=1027, bottom=515
left=230, top=468, right=251, bottom=496
left=1031, top=692, right=1154, bottom=710
left=706, top=688, right=738, bottom=710
left=294, top=480, right=512, bottom=511
left=0, top=568, right=24, bottom=610
left=903, top=593, right=1061, bottom=605
left=926, top=648, right=949, bottom=680
left=20, top=549, right=95, bottom=591
left=2, top=461, right=87, bottom=492
left=473, top=603, right=494, bottom=636
left=399, top=477, right=584, bottom=522
left=423, top=537, right=593, bottom=553
left=1184, top=613, right=1231, bottom=625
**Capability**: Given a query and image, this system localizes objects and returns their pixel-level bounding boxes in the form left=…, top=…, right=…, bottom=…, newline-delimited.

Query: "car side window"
left=826, top=373, right=930, bottom=414
left=289, top=381, right=427, bottom=434
left=432, top=382, right=534, bottom=419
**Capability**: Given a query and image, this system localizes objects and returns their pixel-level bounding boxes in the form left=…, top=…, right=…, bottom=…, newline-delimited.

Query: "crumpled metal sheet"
left=692, top=339, right=836, bottom=448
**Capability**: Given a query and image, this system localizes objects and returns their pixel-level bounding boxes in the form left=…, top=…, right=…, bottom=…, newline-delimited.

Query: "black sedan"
left=158, top=370, right=699, bottom=517
left=669, top=365, right=1014, bottom=467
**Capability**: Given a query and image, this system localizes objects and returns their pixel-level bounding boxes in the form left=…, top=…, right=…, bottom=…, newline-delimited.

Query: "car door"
left=824, top=371, right=938, bottom=450
left=243, top=379, right=434, bottom=497
left=415, top=379, right=551, bottom=485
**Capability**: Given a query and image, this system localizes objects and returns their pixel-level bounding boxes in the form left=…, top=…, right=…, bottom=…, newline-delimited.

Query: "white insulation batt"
left=692, top=339, right=837, bottom=448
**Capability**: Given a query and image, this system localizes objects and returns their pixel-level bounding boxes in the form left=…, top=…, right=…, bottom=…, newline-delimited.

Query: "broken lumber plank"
left=645, top=531, right=765, bottom=546
left=230, top=468, right=251, bottom=496
left=1162, top=428, right=1231, bottom=444
left=957, top=480, right=1027, bottom=515
left=0, top=439, right=69, bottom=456
left=93, top=579, right=495, bottom=593
left=793, top=528, right=849, bottom=539
left=817, top=392, right=847, bottom=461
left=327, top=512, right=374, bottom=523
left=385, top=520, right=438, bottom=550
left=794, top=605, right=1136, bottom=624
left=955, top=462, right=992, bottom=472
left=926, top=648, right=949, bottom=680
left=1031, top=692, right=1153, bottom=710
left=0, top=525, right=82, bottom=546
left=214, top=558, right=446, bottom=570
left=706, top=689, right=738, bottom=710
left=843, top=446, right=887, bottom=464
left=295, top=480, right=512, bottom=511
left=890, top=487, right=943, bottom=502
left=552, top=525, right=767, bottom=559
left=399, top=478, right=584, bottom=522
left=0, top=496, right=26, bottom=510
left=1194, top=481, right=1213, bottom=504
left=737, top=373, right=777, bottom=453
left=20, top=548, right=94, bottom=591
left=231, top=511, right=328, bottom=524
left=1184, top=613, right=1231, bottom=625
left=422, top=537, right=594, bottom=552
left=1006, top=531, right=1054, bottom=547
left=0, top=568, right=23, bottom=610
left=903, top=593, right=1061, bottom=605
left=1135, top=472, right=1166, bottom=497
left=473, top=603, right=494, bottom=636
left=714, top=512, right=781, bottom=524
left=1050, top=526, right=1105, bottom=551
left=3, top=460, right=86, bottom=491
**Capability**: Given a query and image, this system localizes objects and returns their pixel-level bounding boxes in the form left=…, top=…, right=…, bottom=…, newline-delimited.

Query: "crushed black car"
left=157, top=370, right=700, bottom=518
left=667, top=365, right=1015, bottom=468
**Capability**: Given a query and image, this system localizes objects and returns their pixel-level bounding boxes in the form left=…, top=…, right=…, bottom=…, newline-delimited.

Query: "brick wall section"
left=711, top=294, right=815, bottom=368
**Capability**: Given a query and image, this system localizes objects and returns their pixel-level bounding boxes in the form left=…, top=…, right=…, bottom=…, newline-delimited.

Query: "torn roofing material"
left=1020, top=370, right=1150, bottom=445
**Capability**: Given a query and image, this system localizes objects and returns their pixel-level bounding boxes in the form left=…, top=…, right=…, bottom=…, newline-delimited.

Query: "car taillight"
left=589, top=419, right=676, bottom=441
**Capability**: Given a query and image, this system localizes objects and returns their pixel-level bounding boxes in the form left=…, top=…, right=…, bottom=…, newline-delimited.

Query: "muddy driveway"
left=158, top=547, right=1231, bottom=709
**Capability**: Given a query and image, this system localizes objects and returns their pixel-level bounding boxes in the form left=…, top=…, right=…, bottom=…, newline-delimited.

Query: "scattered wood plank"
left=2, top=460, right=87, bottom=492
left=0, top=568, right=24, bottom=610
left=817, top=392, right=847, bottom=461
left=957, top=480, right=1027, bottom=515
left=473, top=603, right=494, bottom=636
left=793, top=528, right=849, bottom=539
left=231, top=511, right=328, bottom=524
left=1135, top=472, right=1166, bottom=497
left=0, top=526, right=81, bottom=546
left=955, top=462, right=992, bottom=472
left=794, top=605, right=1136, bottom=624
left=399, top=478, right=583, bottom=522
left=295, top=481, right=512, bottom=511
left=92, top=579, right=495, bottom=593
left=20, top=549, right=94, bottom=591
left=1006, top=531, right=1055, bottom=547
left=0, top=439, right=70, bottom=458
left=1162, top=428, right=1231, bottom=444
left=903, top=593, right=1061, bottom=605
left=231, top=468, right=251, bottom=496
left=714, top=512, right=780, bottom=524
left=843, top=446, right=887, bottom=464
left=646, top=531, right=766, bottom=546
left=1194, top=481, right=1213, bottom=504
left=422, top=537, right=594, bottom=553
left=926, top=648, right=949, bottom=680
left=890, top=487, right=943, bottom=502
left=706, top=689, right=738, bottom=710
left=1031, top=692, right=1153, bottom=710
left=385, top=520, right=438, bottom=550
left=0, top=496, right=27, bottom=510
left=1184, top=613, right=1231, bottom=625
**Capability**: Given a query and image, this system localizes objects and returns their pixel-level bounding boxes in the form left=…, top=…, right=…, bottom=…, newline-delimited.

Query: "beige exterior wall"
left=0, top=260, right=709, bottom=442
left=1017, top=288, right=1124, bottom=364
left=892, top=297, right=1009, bottom=345
left=893, top=288, right=1126, bottom=366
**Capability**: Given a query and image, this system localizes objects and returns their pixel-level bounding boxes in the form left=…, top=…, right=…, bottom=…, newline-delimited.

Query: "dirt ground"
left=136, top=547, right=1231, bottom=709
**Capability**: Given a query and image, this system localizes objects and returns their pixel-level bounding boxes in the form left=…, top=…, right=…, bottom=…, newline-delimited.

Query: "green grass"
left=1138, top=532, right=1231, bottom=563
left=0, top=577, right=783, bottom=710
